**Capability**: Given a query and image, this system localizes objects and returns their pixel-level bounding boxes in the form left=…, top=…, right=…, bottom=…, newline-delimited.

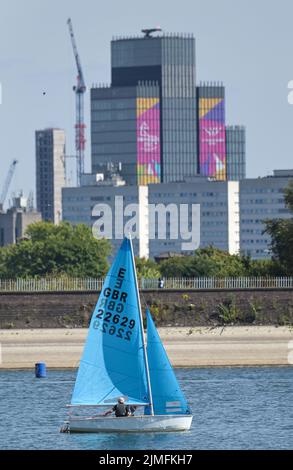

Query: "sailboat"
left=62, top=237, right=193, bottom=433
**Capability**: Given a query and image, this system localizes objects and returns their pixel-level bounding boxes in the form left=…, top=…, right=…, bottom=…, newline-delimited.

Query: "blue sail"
left=71, top=238, right=149, bottom=406
left=146, top=309, right=191, bottom=415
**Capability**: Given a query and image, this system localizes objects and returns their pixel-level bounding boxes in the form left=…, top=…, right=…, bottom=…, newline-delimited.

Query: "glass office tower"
left=91, top=33, right=198, bottom=184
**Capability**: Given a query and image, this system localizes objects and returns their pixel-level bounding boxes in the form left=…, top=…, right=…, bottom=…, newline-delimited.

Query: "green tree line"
left=0, top=222, right=111, bottom=278
left=0, top=181, right=293, bottom=279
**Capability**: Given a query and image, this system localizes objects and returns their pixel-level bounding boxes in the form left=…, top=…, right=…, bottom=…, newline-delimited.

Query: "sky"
left=1, top=0, right=293, bottom=203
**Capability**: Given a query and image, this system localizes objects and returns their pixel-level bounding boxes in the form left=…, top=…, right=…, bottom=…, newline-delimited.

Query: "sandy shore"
left=1, top=326, right=293, bottom=369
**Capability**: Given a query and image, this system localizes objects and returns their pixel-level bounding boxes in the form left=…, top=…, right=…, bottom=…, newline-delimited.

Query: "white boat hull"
left=66, top=414, right=193, bottom=433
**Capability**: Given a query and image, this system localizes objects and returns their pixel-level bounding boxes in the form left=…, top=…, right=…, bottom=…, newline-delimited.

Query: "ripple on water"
left=0, top=367, right=293, bottom=450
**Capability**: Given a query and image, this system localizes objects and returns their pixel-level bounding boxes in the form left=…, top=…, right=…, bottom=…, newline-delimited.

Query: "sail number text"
left=92, top=267, right=136, bottom=341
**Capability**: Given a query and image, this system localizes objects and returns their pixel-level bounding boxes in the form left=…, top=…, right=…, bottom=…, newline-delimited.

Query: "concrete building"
left=226, top=126, right=246, bottom=181
left=91, top=33, right=198, bottom=185
left=240, top=170, right=293, bottom=259
left=36, top=128, right=66, bottom=223
left=62, top=177, right=240, bottom=258
left=62, top=169, right=293, bottom=260
left=0, top=197, right=41, bottom=246
left=148, top=179, right=240, bottom=257
left=62, top=183, right=149, bottom=258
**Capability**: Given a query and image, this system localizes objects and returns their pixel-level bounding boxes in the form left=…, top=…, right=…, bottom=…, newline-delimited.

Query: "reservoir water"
left=0, top=367, right=293, bottom=450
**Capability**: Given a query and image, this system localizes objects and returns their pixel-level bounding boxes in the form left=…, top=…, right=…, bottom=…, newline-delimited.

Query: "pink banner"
left=199, top=98, right=226, bottom=180
left=137, top=99, right=161, bottom=185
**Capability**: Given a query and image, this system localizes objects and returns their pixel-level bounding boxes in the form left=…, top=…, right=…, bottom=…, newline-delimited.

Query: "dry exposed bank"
left=0, top=326, right=293, bottom=369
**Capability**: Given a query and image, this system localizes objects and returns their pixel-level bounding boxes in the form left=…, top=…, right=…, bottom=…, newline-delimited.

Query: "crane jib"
left=0, top=160, right=18, bottom=207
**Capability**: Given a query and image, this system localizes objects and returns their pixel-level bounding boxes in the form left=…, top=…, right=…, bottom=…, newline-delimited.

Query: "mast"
left=128, top=235, right=154, bottom=416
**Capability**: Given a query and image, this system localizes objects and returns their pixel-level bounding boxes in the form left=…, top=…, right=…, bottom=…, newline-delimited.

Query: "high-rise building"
left=36, top=128, right=66, bottom=223
left=91, top=33, right=198, bottom=185
left=226, top=126, right=246, bottom=181
left=197, top=83, right=226, bottom=180
left=91, top=83, right=160, bottom=186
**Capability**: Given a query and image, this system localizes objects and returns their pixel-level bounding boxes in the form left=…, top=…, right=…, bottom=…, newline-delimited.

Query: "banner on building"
left=137, top=98, right=161, bottom=185
left=199, top=98, right=226, bottom=180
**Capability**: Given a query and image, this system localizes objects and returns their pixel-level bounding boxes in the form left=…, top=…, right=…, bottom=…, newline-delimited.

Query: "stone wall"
left=1, top=288, right=293, bottom=328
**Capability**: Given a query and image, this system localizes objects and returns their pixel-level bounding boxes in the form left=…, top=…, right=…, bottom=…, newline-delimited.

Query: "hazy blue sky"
left=1, top=0, right=293, bottom=201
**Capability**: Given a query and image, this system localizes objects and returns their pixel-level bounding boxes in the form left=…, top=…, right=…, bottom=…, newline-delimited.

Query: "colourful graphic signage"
left=199, top=98, right=226, bottom=180
left=137, top=98, right=161, bottom=185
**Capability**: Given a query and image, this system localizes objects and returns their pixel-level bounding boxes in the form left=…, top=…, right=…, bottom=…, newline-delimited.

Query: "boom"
left=67, top=18, right=86, bottom=91
left=67, top=18, right=86, bottom=186
left=0, top=160, right=18, bottom=208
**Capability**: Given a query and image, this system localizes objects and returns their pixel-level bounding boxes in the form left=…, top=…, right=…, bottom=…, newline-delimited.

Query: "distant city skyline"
left=1, top=0, right=293, bottom=202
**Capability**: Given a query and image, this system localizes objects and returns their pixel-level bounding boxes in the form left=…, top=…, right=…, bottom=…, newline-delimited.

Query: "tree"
left=240, top=255, right=283, bottom=277
left=160, top=246, right=247, bottom=278
left=0, top=221, right=111, bottom=278
left=284, top=182, right=293, bottom=211
left=264, top=181, right=293, bottom=275
left=159, top=256, right=191, bottom=278
left=135, top=257, right=161, bottom=279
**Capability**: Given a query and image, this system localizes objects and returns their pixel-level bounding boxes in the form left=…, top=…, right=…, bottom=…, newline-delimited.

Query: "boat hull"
left=66, top=414, right=193, bottom=433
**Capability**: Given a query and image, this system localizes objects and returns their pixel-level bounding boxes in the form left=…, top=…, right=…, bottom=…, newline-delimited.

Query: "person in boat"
left=104, top=397, right=134, bottom=417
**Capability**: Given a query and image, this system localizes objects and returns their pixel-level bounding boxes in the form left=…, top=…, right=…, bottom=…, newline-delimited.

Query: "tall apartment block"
left=91, top=33, right=198, bottom=185
left=36, top=128, right=66, bottom=223
left=226, top=126, right=246, bottom=180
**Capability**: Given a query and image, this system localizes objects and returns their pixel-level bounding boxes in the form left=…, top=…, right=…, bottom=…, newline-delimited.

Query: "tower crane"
left=67, top=18, right=86, bottom=187
left=0, top=159, right=18, bottom=210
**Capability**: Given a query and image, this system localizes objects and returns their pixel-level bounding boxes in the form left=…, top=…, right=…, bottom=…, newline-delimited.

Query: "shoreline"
left=1, top=326, right=293, bottom=369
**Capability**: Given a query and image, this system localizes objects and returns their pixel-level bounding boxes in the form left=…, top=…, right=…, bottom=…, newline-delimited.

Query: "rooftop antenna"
left=141, top=27, right=162, bottom=38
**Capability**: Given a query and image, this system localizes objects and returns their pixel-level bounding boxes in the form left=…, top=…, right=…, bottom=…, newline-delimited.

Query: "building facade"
left=197, top=83, right=226, bottom=180
left=36, top=128, right=66, bottom=223
left=0, top=197, right=41, bottom=246
left=62, top=170, right=293, bottom=260
left=226, top=126, right=246, bottom=181
left=91, top=83, right=161, bottom=186
left=62, top=183, right=149, bottom=258
left=91, top=33, right=198, bottom=185
left=148, top=179, right=240, bottom=257
left=62, top=178, right=240, bottom=259
left=240, top=170, right=293, bottom=259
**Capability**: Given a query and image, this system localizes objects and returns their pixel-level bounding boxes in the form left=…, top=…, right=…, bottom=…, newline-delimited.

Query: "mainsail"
left=146, top=309, right=191, bottom=415
left=71, top=238, right=150, bottom=406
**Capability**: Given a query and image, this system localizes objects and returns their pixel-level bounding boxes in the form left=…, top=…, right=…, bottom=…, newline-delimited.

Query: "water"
left=0, top=367, right=293, bottom=450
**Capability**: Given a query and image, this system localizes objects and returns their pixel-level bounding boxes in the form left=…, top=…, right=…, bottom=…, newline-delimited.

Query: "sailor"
left=104, top=397, right=132, bottom=417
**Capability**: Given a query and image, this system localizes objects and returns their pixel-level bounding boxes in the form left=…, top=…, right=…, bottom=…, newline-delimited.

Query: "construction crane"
left=0, top=160, right=18, bottom=210
left=67, top=18, right=86, bottom=187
